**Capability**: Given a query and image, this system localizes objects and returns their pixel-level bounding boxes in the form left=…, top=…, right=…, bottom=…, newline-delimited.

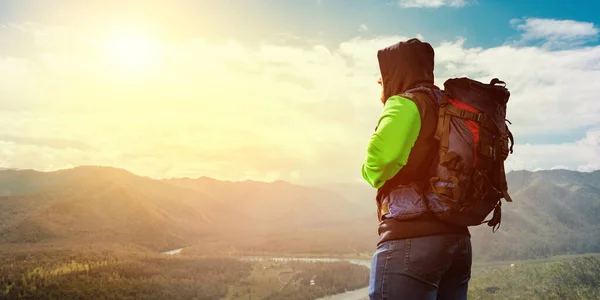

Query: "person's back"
left=362, top=38, right=472, bottom=300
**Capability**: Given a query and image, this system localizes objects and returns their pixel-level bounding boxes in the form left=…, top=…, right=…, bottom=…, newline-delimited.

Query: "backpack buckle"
left=477, top=113, right=486, bottom=122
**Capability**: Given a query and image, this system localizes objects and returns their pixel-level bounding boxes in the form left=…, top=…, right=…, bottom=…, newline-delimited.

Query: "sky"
left=0, top=0, right=600, bottom=184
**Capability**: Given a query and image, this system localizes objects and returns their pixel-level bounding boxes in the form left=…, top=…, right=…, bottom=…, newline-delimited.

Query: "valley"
left=1, top=166, right=600, bottom=299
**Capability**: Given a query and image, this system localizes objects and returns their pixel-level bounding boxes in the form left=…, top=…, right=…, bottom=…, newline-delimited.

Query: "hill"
left=470, top=169, right=600, bottom=260
left=316, top=169, right=600, bottom=261
left=0, top=167, right=237, bottom=250
left=1, top=166, right=599, bottom=260
left=165, top=177, right=367, bottom=228
left=0, top=166, right=375, bottom=253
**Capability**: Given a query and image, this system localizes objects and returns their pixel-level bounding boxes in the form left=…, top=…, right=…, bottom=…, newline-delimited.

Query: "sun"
left=103, top=30, right=163, bottom=70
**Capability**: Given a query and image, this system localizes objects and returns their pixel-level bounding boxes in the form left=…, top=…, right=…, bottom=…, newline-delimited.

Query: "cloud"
left=505, top=129, right=600, bottom=173
left=358, top=24, right=369, bottom=32
left=511, top=18, right=599, bottom=49
left=433, top=39, right=600, bottom=137
left=397, top=0, right=472, bottom=8
left=1, top=22, right=600, bottom=183
left=0, top=134, right=93, bottom=150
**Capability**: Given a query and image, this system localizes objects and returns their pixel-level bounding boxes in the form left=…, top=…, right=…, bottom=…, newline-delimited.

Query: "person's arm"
left=361, top=95, right=422, bottom=189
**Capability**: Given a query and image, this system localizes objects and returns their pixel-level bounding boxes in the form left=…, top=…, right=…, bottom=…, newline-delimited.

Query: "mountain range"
left=0, top=166, right=599, bottom=260
left=0, top=166, right=376, bottom=253
left=471, top=169, right=600, bottom=260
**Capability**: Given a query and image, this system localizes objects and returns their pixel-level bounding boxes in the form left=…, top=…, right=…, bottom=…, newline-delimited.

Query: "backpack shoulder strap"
left=403, top=87, right=443, bottom=104
left=434, top=94, right=450, bottom=153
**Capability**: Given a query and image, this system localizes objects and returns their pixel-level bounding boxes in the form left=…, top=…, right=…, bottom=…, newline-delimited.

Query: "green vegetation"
left=0, top=248, right=370, bottom=300
left=225, top=261, right=369, bottom=300
left=469, top=256, right=600, bottom=299
left=273, top=261, right=369, bottom=299
left=0, top=249, right=252, bottom=300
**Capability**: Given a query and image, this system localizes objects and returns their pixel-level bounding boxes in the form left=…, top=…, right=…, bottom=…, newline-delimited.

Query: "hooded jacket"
left=378, top=38, right=435, bottom=102
left=361, top=39, right=469, bottom=244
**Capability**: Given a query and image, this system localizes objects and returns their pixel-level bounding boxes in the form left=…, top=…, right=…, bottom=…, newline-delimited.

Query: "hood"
left=377, top=38, right=435, bottom=102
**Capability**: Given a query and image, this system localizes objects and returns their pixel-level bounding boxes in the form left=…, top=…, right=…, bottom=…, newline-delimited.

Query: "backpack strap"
left=404, top=87, right=443, bottom=104
left=483, top=201, right=502, bottom=232
left=445, top=105, right=502, bottom=135
left=507, top=126, right=514, bottom=154
left=444, top=105, right=485, bottom=122
left=434, top=95, right=451, bottom=154
left=402, top=86, right=447, bottom=153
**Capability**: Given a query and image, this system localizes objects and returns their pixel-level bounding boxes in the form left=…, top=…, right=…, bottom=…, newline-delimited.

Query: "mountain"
left=0, top=166, right=374, bottom=253
left=0, top=167, right=237, bottom=250
left=316, top=169, right=600, bottom=260
left=1, top=166, right=599, bottom=260
left=163, top=176, right=377, bottom=253
left=165, top=177, right=368, bottom=228
left=470, top=169, right=600, bottom=260
left=311, top=181, right=377, bottom=219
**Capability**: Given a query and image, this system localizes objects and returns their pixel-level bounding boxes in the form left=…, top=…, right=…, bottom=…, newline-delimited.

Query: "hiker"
left=363, top=38, right=472, bottom=300
left=363, top=38, right=514, bottom=299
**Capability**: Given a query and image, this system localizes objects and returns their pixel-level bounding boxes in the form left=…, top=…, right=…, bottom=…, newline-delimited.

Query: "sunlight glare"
left=103, top=30, right=163, bottom=71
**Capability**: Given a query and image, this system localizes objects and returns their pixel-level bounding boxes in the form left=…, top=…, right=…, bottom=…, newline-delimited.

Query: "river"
left=161, top=250, right=371, bottom=300
left=161, top=248, right=183, bottom=255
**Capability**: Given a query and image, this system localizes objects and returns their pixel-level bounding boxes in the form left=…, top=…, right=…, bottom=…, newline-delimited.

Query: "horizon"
left=1, top=164, right=599, bottom=186
left=1, top=0, right=599, bottom=184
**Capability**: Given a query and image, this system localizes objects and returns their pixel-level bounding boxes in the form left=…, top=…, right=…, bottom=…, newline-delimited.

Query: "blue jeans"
left=369, top=234, right=472, bottom=300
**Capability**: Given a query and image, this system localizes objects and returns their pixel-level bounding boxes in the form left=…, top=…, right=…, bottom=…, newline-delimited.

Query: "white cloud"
left=397, top=0, right=471, bottom=8
left=1, top=22, right=600, bottom=182
left=511, top=18, right=599, bottom=48
left=505, top=129, right=600, bottom=173
left=358, top=24, right=369, bottom=32
left=433, top=39, right=600, bottom=136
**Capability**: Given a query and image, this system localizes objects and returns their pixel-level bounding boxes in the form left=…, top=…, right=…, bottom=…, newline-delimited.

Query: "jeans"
left=369, top=234, right=472, bottom=300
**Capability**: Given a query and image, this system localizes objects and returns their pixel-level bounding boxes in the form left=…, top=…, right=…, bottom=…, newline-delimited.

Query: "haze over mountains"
left=0, top=166, right=376, bottom=254
left=472, top=169, right=600, bottom=260
left=0, top=166, right=599, bottom=260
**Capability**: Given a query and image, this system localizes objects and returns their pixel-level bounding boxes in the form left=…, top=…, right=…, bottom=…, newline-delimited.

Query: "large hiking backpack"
left=424, top=77, right=514, bottom=231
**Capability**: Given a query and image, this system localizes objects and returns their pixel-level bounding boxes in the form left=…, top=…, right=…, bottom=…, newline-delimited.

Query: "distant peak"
left=508, top=169, right=589, bottom=175
left=53, top=165, right=143, bottom=181
left=0, top=167, right=20, bottom=171
left=238, top=179, right=294, bottom=186
left=69, top=165, right=134, bottom=174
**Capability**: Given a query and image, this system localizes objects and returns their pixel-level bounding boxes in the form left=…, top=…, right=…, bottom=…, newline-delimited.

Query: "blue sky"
left=0, top=0, right=599, bottom=182
left=3, top=0, right=599, bottom=48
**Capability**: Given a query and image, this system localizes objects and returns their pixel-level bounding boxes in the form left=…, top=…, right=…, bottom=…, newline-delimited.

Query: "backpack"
left=423, top=78, right=514, bottom=231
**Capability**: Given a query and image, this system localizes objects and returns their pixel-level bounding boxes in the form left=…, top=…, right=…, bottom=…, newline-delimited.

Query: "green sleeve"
left=361, top=95, right=422, bottom=189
